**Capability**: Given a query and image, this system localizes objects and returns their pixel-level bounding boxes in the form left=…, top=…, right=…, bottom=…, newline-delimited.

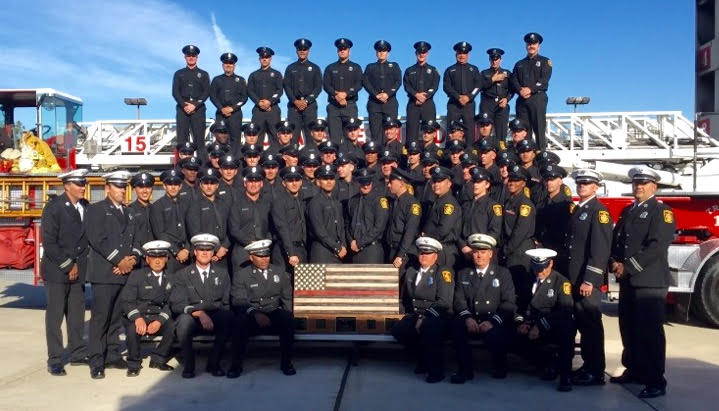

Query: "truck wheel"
left=691, top=255, right=719, bottom=328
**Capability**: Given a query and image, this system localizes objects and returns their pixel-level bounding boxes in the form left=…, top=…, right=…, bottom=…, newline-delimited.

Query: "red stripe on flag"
left=294, top=290, right=398, bottom=297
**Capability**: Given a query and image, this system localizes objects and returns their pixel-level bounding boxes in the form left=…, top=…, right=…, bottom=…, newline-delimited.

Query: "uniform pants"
left=175, top=309, right=234, bottom=373
left=515, top=93, right=548, bottom=150
left=392, top=314, right=448, bottom=378
left=618, top=285, right=667, bottom=388
left=438, top=244, right=459, bottom=272
left=352, top=242, right=386, bottom=264
left=452, top=317, right=508, bottom=374
left=367, top=99, right=399, bottom=146
left=327, top=102, right=358, bottom=145
left=287, top=102, right=318, bottom=145
left=447, top=101, right=476, bottom=141
left=479, top=98, right=510, bottom=144
left=251, top=105, right=281, bottom=147
left=310, top=241, right=342, bottom=264
left=233, top=309, right=294, bottom=368
left=514, top=316, right=575, bottom=377
left=506, top=253, right=533, bottom=311
left=406, top=100, right=436, bottom=144
left=574, top=290, right=605, bottom=376
left=44, top=281, right=87, bottom=366
left=88, top=283, right=125, bottom=368
left=176, top=105, right=207, bottom=148
left=215, top=109, right=244, bottom=146
left=122, top=316, right=175, bottom=370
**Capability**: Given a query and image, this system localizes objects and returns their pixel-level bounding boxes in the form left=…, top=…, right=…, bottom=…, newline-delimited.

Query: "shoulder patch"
left=379, top=197, right=389, bottom=209
left=562, top=282, right=571, bottom=295
left=493, top=204, right=503, bottom=217
left=411, top=203, right=421, bottom=216
left=563, top=185, right=571, bottom=197
left=569, top=203, right=576, bottom=213
left=547, top=59, right=552, bottom=67
left=598, top=210, right=610, bottom=224
left=443, top=203, right=455, bottom=216
left=442, top=270, right=452, bottom=283
left=523, top=186, right=530, bottom=198
left=407, top=184, right=415, bottom=196
left=499, top=141, right=506, bottom=150
left=663, top=209, right=674, bottom=224
left=519, top=204, right=531, bottom=217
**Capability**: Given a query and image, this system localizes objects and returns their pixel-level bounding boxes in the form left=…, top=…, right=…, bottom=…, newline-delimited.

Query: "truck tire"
left=691, top=255, right=719, bottom=328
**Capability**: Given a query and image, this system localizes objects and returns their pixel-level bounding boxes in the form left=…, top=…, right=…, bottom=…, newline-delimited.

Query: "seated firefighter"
left=231, top=239, right=295, bottom=377
left=392, top=236, right=454, bottom=383
left=451, top=234, right=516, bottom=383
left=119, top=240, right=176, bottom=377
left=170, top=234, right=234, bottom=379
left=514, top=248, right=576, bottom=392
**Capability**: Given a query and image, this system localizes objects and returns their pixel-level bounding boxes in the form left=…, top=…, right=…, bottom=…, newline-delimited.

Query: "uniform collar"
left=578, top=195, right=596, bottom=208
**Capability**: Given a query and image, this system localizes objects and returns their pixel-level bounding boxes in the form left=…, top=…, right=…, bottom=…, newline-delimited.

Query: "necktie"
left=201, top=271, right=207, bottom=284
left=263, top=270, right=268, bottom=280
left=117, top=205, right=123, bottom=215
left=415, top=269, right=425, bottom=286
left=154, top=274, right=162, bottom=286
left=75, top=204, right=83, bottom=221
left=532, top=278, right=541, bottom=295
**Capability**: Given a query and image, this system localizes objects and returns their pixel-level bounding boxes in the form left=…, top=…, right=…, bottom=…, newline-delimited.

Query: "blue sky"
left=1, top=0, right=694, bottom=125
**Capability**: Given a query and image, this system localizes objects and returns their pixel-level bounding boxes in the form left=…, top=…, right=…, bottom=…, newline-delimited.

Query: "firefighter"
left=338, top=118, right=364, bottom=162
left=186, top=168, right=231, bottom=271
left=324, top=38, right=363, bottom=144
left=173, top=45, right=210, bottom=155
left=403, top=41, right=440, bottom=143
left=150, top=169, right=191, bottom=274
left=443, top=42, right=483, bottom=141
left=386, top=167, right=422, bottom=269
left=284, top=38, right=322, bottom=145
left=308, top=165, right=347, bottom=263
left=171, top=234, right=234, bottom=379
left=231, top=239, right=295, bottom=377
left=210, top=52, right=247, bottom=146
left=128, top=171, right=155, bottom=267
left=459, top=167, right=503, bottom=262
left=364, top=40, right=402, bottom=145
left=609, top=167, right=676, bottom=398
left=86, top=171, right=136, bottom=379
left=392, top=237, right=454, bottom=383
left=271, top=166, right=308, bottom=272
left=452, top=234, right=516, bottom=382
left=228, top=166, right=272, bottom=272
left=534, top=164, right=572, bottom=263
left=421, top=166, right=462, bottom=269
left=41, top=169, right=90, bottom=376
left=480, top=48, right=512, bottom=143
left=119, top=240, right=176, bottom=377
left=346, top=168, right=390, bottom=263
left=566, top=169, right=612, bottom=386
left=248, top=47, right=283, bottom=147
left=383, top=117, right=404, bottom=158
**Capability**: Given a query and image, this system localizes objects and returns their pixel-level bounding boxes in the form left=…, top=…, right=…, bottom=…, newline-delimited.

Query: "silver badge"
left=270, top=72, right=275, bottom=77
left=273, top=274, right=280, bottom=283
left=166, top=283, right=171, bottom=290
left=214, top=277, right=219, bottom=286
left=388, top=63, right=393, bottom=67
left=348, top=66, right=353, bottom=71
left=492, top=278, right=500, bottom=288
left=579, top=212, right=588, bottom=220
left=235, top=77, right=240, bottom=82
left=469, top=67, right=474, bottom=72
left=197, top=72, right=202, bottom=78
left=535, top=61, right=541, bottom=67
left=640, top=211, right=648, bottom=219
left=308, top=66, right=312, bottom=71
left=547, top=289, right=554, bottom=297
left=65, top=202, right=70, bottom=206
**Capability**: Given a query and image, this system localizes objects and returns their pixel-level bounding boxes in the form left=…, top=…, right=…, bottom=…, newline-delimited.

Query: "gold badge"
left=402, top=147, right=408, bottom=155
left=663, top=210, right=674, bottom=224
left=499, top=141, right=506, bottom=150
left=523, top=186, right=530, bottom=198
left=437, top=149, right=444, bottom=157
left=519, top=204, right=531, bottom=217
left=569, top=203, right=576, bottom=213
left=472, top=149, right=478, bottom=156
left=443, top=203, right=455, bottom=215
left=411, top=203, right=421, bottom=216
left=379, top=197, right=389, bottom=209
left=442, top=270, right=452, bottom=283
left=547, top=59, right=552, bottom=67
left=562, top=282, right=571, bottom=295
left=493, top=204, right=502, bottom=217
left=563, top=185, right=571, bottom=197
left=598, top=210, right=610, bottom=224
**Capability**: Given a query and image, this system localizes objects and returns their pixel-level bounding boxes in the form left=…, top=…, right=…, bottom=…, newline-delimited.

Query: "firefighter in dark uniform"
left=480, top=48, right=513, bottom=143
left=86, top=171, right=136, bottom=379
left=308, top=165, right=347, bottom=263
left=41, top=169, right=90, bottom=376
left=324, top=38, right=363, bottom=144
left=404, top=41, right=440, bottom=143
left=417, top=152, right=440, bottom=223
left=477, top=139, right=502, bottom=186
left=511, top=33, right=552, bottom=150
left=186, top=168, right=231, bottom=271
left=271, top=166, right=308, bottom=273
left=422, top=166, right=462, bottom=269
left=173, top=45, right=210, bottom=152
left=383, top=117, right=404, bottom=158
left=150, top=169, right=191, bottom=275
left=364, top=40, right=402, bottom=145
left=514, top=248, right=576, bottom=392
left=420, top=120, right=443, bottom=158
left=475, top=112, right=504, bottom=150
left=392, top=237, right=454, bottom=383
left=218, top=154, right=242, bottom=205
left=119, top=240, right=176, bottom=377
left=502, top=164, right=536, bottom=310
left=338, top=118, right=364, bottom=161
left=248, top=47, right=283, bottom=147
left=128, top=171, right=155, bottom=266
left=534, top=165, right=572, bottom=269
left=516, top=139, right=541, bottom=191
left=347, top=168, right=390, bottom=263
left=459, top=168, right=503, bottom=262
left=178, top=156, right=202, bottom=200
left=564, top=169, right=612, bottom=386
left=283, top=38, right=322, bottom=145
left=210, top=52, right=248, bottom=145
left=170, top=234, right=234, bottom=378
left=405, top=140, right=424, bottom=180
left=228, top=166, right=272, bottom=272
left=299, top=153, right=321, bottom=201
left=452, top=234, right=516, bottom=383
left=176, top=141, right=197, bottom=163
left=386, top=168, right=422, bottom=270
left=609, top=167, right=676, bottom=398
left=335, top=152, right=360, bottom=213
left=231, top=239, right=295, bottom=376
left=444, top=42, right=483, bottom=141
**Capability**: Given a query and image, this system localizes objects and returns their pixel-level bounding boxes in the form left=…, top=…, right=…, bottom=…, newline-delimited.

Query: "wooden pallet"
left=293, top=314, right=404, bottom=334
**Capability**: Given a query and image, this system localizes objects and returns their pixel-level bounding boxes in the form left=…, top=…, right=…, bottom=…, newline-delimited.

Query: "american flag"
left=294, top=264, right=400, bottom=314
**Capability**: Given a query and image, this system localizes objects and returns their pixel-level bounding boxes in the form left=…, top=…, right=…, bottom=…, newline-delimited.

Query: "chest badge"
left=214, top=277, right=219, bottom=286
left=640, top=211, right=648, bottom=219
left=427, top=68, right=432, bottom=74
left=270, top=72, right=275, bottom=77
left=273, top=274, right=280, bottom=283
left=235, top=77, right=240, bottom=82
left=308, top=66, right=312, bottom=71
left=197, top=72, right=202, bottom=78
left=492, top=278, right=500, bottom=288
left=536, top=61, right=541, bottom=67
left=547, top=288, right=554, bottom=298
left=579, top=212, right=588, bottom=221
left=427, top=276, right=434, bottom=286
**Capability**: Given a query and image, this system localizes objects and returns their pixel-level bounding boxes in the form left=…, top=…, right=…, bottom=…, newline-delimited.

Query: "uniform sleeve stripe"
left=246, top=307, right=256, bottom=315
left=427, top=308, right=439, bottom=317
left=459, top=310, right=471, bottom=317
left=160, top=312, right=170, bottom=320
left=586, top=265, right=603, bottom=274
left=127, top=309, right=140, bottom=319
left=107, top=249, right=119, bottom=261
left=133, top=248, right=143, bottom=256
left=629, top=257, right=643, bottom=272
left=59, top=258, right=72, bottom=269
left=184, top=305, right=195, bottom=314
left=541, top=318, right=551, bottom=330
left=492, top=314, right=503, bottom=325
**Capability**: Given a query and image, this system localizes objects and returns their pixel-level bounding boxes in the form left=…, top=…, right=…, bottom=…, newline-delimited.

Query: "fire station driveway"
left=0, top=279, right=717, bottom=411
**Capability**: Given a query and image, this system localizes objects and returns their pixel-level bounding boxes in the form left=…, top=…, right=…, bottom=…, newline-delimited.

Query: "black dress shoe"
left=90, top=367, right=105, bottom=379
left=281, top=363, right=297, bottom=376
left=610, top=370, right=637, bottom=384
left=557, top=376, right=573, bottom=392
left=105, top=359, right=128, bottom=369
left=572, top=370, right=606, bottom=386
left=182, top=370, right=195, bottom=379
left=540, top=366, right=558, bottom=381
left=48, top=364, right=66, bottom=376
left=69, top=357, right=89, bottom=366
left=149, top=362, right=174, bottom=371
left=638, top=385, right=666, bottom=398
left=227, top=367, right=243, bottom=379
left=127, top=368, right=140, bottom=377
left=425, top=374, right=444, bottom=383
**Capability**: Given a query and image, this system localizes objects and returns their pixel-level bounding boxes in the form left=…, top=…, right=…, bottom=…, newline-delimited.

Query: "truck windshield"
left=40, top=95, right=83, bottom=155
